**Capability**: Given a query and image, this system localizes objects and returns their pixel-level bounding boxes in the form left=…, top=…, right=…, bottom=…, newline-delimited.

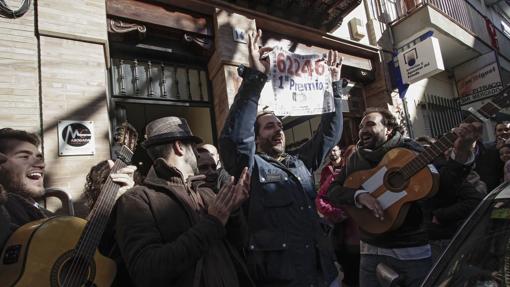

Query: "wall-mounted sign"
left=58, top=120, right=95, bottom=156
left=397, top=37, right=444, bottom=84
left=259, top=46, right=335, bottom=116
left=456, top=62, right=503, bottom=106
left=232, top=28, right=247, bottom=44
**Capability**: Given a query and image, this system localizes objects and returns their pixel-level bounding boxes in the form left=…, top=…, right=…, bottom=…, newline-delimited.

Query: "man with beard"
left=197, top=144, right=229, bottom=193
left=317, top=145, right=361, bottom=287
left=112, top=116, right=254, bottom=287
left=0, top=128, right=54, bottom=234
left=197, top=147, right=219, bottom=191
left=199, top=144, right=221, bottom=168
left=494, top=122, right=510, bottom=149
left=469, top=121, right=507, bottom=192
left=220, top=29, right=344, bottom=287
left=325, top=108, right=477, bottom=287
left=320, top=145, right=343, bottom=186
left=0, top=128, right=135, bottom=248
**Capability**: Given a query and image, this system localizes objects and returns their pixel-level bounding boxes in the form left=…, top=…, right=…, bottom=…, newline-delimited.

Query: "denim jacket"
left=220, top=66, right=344, bottom=286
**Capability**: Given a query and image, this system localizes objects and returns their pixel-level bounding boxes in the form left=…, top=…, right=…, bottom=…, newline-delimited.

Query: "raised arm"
left=293, top=51, right=344, bottom=171
left=219, top=30, right=271, bottom=179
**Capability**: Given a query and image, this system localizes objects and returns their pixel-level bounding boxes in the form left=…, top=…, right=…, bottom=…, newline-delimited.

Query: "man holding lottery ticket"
left=220, top=29, right=348, bottom=287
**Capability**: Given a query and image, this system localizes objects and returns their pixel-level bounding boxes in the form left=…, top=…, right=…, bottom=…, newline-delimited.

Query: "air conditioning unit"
left=349, top=17, right=365, bottom=41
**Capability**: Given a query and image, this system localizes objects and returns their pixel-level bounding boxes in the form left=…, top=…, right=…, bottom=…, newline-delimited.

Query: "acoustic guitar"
left=0, top=122, right=138, bottom=287
left=343, top=84, right=510, bottom=235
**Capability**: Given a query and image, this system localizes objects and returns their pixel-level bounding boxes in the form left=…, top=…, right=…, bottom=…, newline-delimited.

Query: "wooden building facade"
left=0, top=0, right=386, bottom=205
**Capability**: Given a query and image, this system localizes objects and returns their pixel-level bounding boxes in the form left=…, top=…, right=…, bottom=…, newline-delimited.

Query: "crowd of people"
left=0, top=29, right=509, bottom=287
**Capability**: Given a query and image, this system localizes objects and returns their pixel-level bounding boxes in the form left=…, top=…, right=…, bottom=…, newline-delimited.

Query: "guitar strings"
left=62, top=162, right=123, bottom=287
left=70, top=160, right=126, bottom=285
left=63, top=136, right=135, bottom=285
left=62, top=149, right=130, bottom=286
left=63, top=161, right=124, bottom=286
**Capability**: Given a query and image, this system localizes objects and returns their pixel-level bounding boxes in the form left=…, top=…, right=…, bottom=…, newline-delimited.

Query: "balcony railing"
left=391, top=0, right=510, bottom=59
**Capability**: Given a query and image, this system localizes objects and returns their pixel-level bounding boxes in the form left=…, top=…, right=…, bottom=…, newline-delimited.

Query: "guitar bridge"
left=2, top=244, right=21, bottom=264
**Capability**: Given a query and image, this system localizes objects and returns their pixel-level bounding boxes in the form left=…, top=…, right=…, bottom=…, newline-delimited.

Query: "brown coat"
left=114, top=158, right=253, bottom=287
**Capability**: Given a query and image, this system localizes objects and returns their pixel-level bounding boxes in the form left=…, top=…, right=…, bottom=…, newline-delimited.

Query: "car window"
left=424, top=182, right=510, bottom=287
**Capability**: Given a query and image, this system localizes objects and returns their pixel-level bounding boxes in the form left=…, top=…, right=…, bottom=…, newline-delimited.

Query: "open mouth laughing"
left=272, top=134, right=283, bottom=146
left=26, top=170, right=44, bottom=181
left=360, top=133, right=372, bottom=145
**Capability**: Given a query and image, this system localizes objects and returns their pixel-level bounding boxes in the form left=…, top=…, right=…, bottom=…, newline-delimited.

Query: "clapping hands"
left=208, top=167, right=251, bottom=225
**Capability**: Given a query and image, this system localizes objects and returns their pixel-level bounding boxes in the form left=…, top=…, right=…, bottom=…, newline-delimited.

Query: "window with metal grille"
left=419, top=94, right=463, bottom=138
left=110, top=58, right=209, bottom=102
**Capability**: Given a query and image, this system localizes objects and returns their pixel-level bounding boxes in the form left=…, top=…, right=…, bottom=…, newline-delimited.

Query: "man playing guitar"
left=0, top=128, right=135, bottom=251
left=325, top=108, right=477, bottom=287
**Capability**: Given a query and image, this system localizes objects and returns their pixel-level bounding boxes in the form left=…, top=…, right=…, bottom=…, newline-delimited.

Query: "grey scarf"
left=345, top=132, right=422, bottom=176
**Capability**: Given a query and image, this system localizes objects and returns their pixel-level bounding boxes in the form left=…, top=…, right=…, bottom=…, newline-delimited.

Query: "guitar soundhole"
left=50, top=250, right=96, bottom=287
left=385, top=169, right=408, bottom=191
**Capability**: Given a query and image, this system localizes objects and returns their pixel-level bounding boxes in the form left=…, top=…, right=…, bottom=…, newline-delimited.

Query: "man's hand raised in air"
left=248, top=29, right=272, bottom=75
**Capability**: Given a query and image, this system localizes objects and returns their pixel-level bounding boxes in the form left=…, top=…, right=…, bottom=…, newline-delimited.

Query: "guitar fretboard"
left=74, top=145, right=133, bottom=259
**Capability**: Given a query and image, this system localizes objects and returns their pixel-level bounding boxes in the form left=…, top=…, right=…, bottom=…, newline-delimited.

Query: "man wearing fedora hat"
left=220, top=29, right=345, bottom=287
left=112, top=116, right=254, bottom=287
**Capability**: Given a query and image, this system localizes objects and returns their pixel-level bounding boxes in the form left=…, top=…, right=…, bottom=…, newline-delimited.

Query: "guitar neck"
left=74, top=146, right=133, bottom=259
left=400, top=84, right=510, bottom=180
left=401, top=132, right=457, bottom=179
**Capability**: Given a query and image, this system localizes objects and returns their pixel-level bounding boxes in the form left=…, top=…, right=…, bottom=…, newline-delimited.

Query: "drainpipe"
left=376, top=1, right=413, bottom=134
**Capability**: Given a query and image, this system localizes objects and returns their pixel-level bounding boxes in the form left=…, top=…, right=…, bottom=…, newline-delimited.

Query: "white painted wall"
left=329, top=2, right=372, bottom=46
left=404, top=71, right=457, bottom=137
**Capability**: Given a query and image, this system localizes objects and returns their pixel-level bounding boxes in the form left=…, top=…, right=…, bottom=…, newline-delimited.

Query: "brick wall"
left=0, top=0, right=110, bottom=209
left=38, top=0, right=107, bottom=43
left=0, top=1, right=39, bottom=131
left=40, top=36, right=110, bottom=202
left=37, top=0, right=109, bottom=206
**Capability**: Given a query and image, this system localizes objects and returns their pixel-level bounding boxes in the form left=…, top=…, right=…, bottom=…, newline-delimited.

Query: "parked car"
left=377, top=181, right=510, bottom=287
left=421, top=181, right=510, bottom=287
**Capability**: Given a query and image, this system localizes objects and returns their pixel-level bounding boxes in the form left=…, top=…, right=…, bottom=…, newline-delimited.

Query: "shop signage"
left=397, top=37, right=444, bottom=84
left=456, top=62, right=503, bottom=106
left=57, top=120, right=95, bottom=156
left=261, top=46, right=335, bottom=116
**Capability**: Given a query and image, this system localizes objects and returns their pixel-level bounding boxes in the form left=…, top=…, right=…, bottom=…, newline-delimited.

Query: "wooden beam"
left=164, top=0, right=380, bottom=60
left=106, top=0, right=212, bottom=36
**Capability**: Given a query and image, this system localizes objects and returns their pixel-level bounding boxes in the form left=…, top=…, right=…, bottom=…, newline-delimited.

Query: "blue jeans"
left=359, top=254, right=432, bottom=287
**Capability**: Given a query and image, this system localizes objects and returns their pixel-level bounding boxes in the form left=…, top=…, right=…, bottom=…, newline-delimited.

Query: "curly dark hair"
left=83, top=160, right=111, bottom=208
left=0, top=128, right=40, bottom=154
left=363, top=107, right=405, bottom=137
